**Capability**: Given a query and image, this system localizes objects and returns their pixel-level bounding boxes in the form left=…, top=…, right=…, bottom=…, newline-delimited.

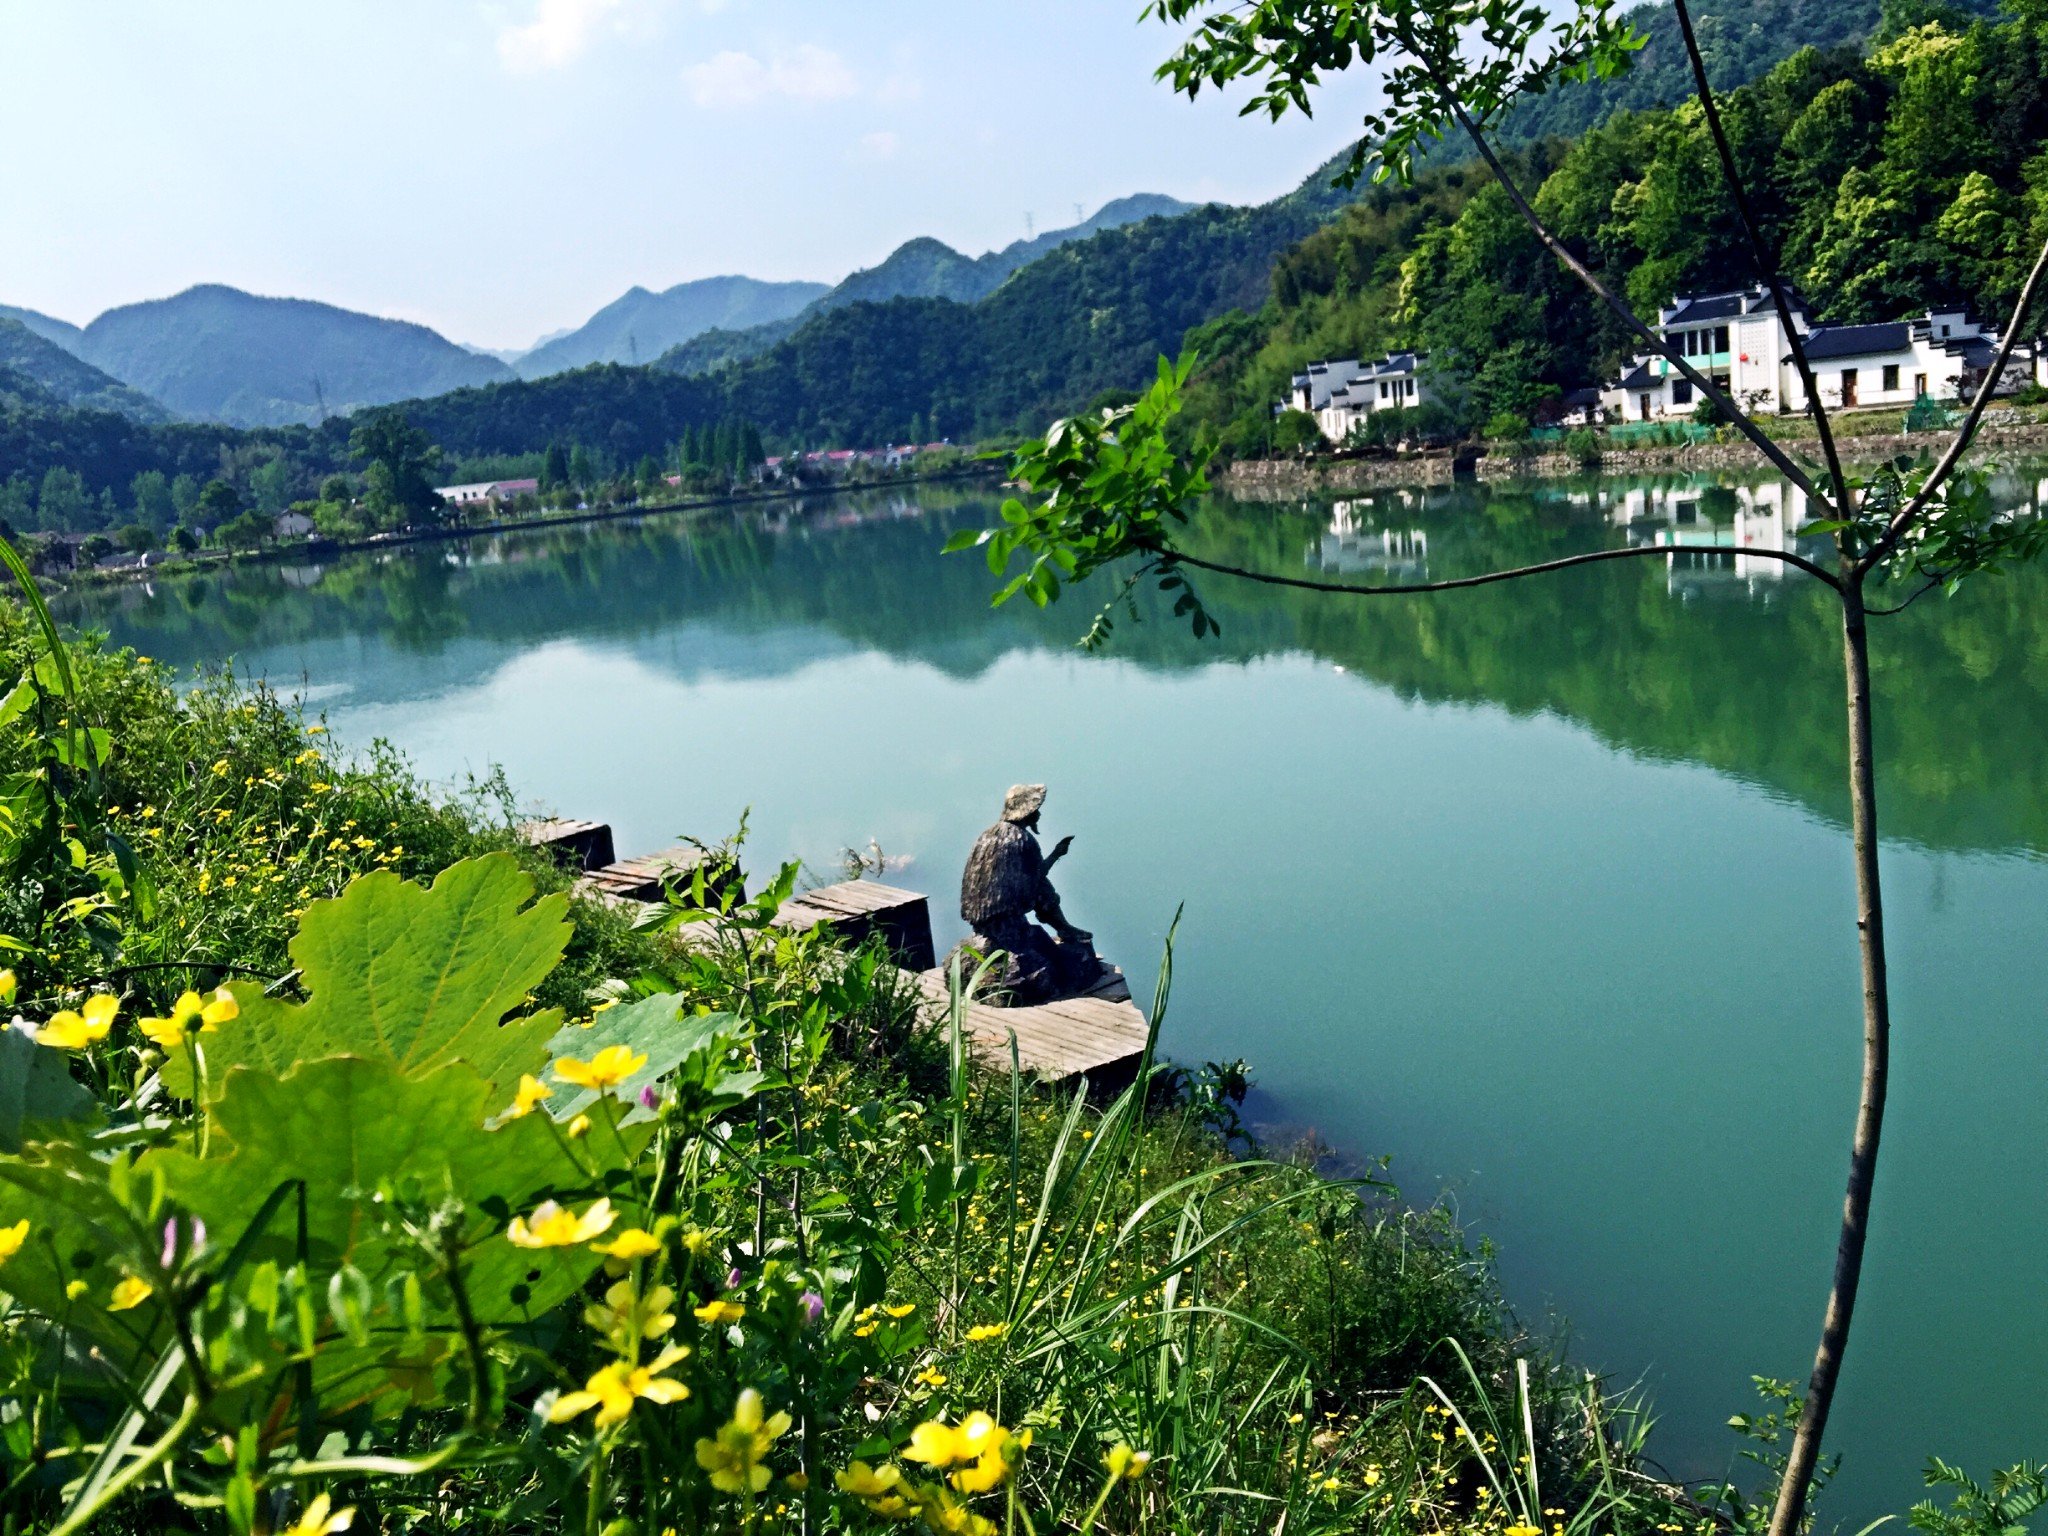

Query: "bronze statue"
left=956, top=784, right=1102, bottom=1005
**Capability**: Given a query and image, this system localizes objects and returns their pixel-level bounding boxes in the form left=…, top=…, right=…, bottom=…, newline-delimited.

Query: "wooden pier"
left=521, top=820, right=1152, bottom=1087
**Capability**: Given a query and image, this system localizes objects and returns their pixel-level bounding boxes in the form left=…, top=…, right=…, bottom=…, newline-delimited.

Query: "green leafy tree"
left=113, top=523, right=157, bottom=555
left=130, top=469, right=175, bottom=532
left=1270, top=408, right=1326, bottom=455
left=193, top=479, right=242, bottom=531
left=36, top=468, right=88, bottom=533
left=349, top=408, right=443, bottom=530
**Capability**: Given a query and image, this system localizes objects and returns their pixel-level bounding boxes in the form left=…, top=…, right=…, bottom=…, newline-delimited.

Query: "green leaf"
left=538, top=995, right=743, bottom=1124
left=0, top=1026, right=99, bottom=1154
left=0, top=679, right=35, bottom=730
left=164, top=855, right=571, bottom=1103
left=152, top=1057, right=639, bottom=1328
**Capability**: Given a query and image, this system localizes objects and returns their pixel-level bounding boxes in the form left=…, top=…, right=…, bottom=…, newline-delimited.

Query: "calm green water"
left=54, top=475, right=2048, bottom=1519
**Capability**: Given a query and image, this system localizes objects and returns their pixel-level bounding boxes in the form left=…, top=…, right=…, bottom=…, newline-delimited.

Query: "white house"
left=433, top=478, right=541, bottom=508
left=1286, top=352, right=1431, bottom=442
left=1600, top=284, right=2017, bottom=421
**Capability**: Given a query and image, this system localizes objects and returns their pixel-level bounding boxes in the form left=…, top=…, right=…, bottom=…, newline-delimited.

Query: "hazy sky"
left=0, top=2, right=1381, bottom=350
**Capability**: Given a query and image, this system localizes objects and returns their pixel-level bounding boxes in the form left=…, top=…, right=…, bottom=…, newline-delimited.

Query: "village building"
left=1599, top=285, right=2017, bottom=422
left=1285, top=352, right=1431, bottom=442
left=432, top=478, right=540, bottom=509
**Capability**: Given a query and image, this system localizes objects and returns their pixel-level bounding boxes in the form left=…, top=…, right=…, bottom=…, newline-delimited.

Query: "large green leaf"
left=163, top=854, right=571, bottom=1102
left=150, top=1057, right=637, bottom=1329
left=540, top=995, right=746, bottom=1125
left=0, top=1026, right=99, bottom=1153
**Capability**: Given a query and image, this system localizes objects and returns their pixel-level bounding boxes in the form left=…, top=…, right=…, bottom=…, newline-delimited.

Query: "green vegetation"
left=0, top=320, right=168, bottom=424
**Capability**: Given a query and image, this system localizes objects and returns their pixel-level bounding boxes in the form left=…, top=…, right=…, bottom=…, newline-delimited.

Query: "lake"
left=53, top=472, right=2048, bottom=1521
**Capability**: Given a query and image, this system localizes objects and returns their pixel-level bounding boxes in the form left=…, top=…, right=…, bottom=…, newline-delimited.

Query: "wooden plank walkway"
left=558, top=832, right=1150, bottom=1086
left=576, top=844, right=719, bottom=905
left=911, top=963, right=1151, bottom=1087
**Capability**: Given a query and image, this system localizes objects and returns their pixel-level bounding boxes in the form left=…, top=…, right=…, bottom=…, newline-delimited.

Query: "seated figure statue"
left=957, top=783, right=1103, bottom=1006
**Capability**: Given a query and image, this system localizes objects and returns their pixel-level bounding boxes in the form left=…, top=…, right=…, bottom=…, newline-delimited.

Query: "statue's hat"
left=1002, top=783, right=1047, bottom=823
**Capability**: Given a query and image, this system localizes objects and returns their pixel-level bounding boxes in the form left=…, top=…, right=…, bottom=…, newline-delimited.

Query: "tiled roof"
left=1802, top=322, right=1911, bottom=360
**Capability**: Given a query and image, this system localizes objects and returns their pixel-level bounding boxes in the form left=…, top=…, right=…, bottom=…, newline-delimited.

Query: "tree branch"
left=1862, top=229, right=2048, bottom=574
left=1672, top=0, right=1852, bottom=519
left=1863, top=575, right=1946, bottom=616
left=1411, top=52, right=1833, bottom=510
left=1142, top=538, right=1840, bottom=595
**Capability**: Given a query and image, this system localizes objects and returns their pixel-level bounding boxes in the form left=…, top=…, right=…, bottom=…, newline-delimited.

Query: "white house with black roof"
left=1601, top=284, right=2018, bottom=422
left=1285, top=351, right=1431, bottom=442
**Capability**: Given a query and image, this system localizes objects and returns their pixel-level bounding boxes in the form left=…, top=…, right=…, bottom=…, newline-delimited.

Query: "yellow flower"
left=680, top=1227, right=714, bottom=1256
left=0, top=1219, right=28, bottom=1266
left=548, top=1345, right=691, bottom=1429
left=914, top=1367, right=948, bottom=1388
left=918, top=1486, right=995, bottom=1536
left=585, top=1281, right=679, bottom=1347
left=837, top=1460, right=923, bottom=1520
left=567, top=1113, right=592, bottom=1139
left=1507, top=1525, right=1544, bottom=1536
left=65, top=1279, right=88, bottom=1302
left=592, top=1227, right=662, bottom=1261
left=1104, top=1443, right=1151, bottom=1481
left=504, top=1074, right=552, bottom=1119
left=138, top=988, right=237, bottom=1049
left=906, top=1412, right=1027, bottom=1493
left=554, top=1045, right=648, bottom=1091
left=694, top=1299, right=745, bottom=1326
left=905, top=1413, right=1000, bottom=1469
left=507, top=1198, right=615, bottom=1249
left=35, top=994, right=117, bottom=1049
left=108, top=1276, right=154, bottom=1312
left=694, top=1388, right=792, bottom=1494
left=280, top=1492, right=356, bottom=1535
left=964, top=1322, right=1006, bottom=1342
left=0, top=970, right=14, bottom=1005
left=883, top=1302, right=917, bottom=1319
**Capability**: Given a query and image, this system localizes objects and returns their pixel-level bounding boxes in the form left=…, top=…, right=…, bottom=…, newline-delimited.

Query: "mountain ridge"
left=514, top=274, right=830, bottom=379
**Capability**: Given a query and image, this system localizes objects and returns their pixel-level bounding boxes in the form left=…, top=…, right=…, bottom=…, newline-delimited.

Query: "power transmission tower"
left=311, top=376, right=328, bottom=424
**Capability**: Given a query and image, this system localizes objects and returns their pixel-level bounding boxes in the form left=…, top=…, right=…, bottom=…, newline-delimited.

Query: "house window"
left=1883, top=364, right=1900, bottom=392
left=1639, top=393, right=1652, bottom=421
left=1672, top=379, right=1694, bottom=405
left=1713, top=325, right=1730, bottom=353
left=1841, top=367, right=1859, bottom=407
left=1405, top=378, right=1416, bottom=397
left=1915, top=373, right=1928, bottom=397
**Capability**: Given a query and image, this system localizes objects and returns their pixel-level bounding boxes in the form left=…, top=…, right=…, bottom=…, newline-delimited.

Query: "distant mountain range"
left=657, top=194, right=1192, bottom=376
left=513, top=276, right=828, bottom=378
left=0, top=196, right=1191, bottom=426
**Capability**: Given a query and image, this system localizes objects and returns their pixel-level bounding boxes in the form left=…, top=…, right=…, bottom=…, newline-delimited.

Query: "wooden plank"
left=910, top=965, right=1150, bottom=1087
left=518, top=818, right=616, bottom=872
left=576, top=844, right=719, bottom=904
left=779, top=881, right=936, bottom=970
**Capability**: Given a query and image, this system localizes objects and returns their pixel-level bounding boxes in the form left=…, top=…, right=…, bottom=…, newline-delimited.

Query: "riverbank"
left=34, top=461, right=1005, bottom=593
left=1221, top=416, right=2048, bottom=496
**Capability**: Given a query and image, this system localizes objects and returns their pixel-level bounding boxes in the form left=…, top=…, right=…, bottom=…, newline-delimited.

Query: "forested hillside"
left=656, top=194, right=1192, bottom=377
left=514, top=275, right=828, bottom=377
left=73, top=285, right=516, bottom=427
left=1183, top=0, right=2048, bottom=450
left=1501, top=0, right=1995, bottom=142
left=0, top=319, right=169, bottom=422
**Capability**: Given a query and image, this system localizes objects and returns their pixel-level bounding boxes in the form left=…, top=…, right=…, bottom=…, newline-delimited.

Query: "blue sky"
left=0, top=1, right=1381, bottom=350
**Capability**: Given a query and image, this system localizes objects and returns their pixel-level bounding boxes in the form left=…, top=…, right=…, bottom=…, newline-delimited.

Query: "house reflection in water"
left=1607, top=480, right=1828, bottom=602
left=1312, top=495, right=1431, bottom=578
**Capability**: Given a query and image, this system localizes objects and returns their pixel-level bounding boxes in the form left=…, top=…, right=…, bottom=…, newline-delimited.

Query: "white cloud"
left=497, top=0, right=634, bottom=74
left=852, top=130, right=900, bottom=162
left=682, top=43, right=858, bottom=108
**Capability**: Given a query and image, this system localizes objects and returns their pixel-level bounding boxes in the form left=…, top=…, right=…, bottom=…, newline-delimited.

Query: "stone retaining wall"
left=1219, top=419, right=2048, bottom=496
